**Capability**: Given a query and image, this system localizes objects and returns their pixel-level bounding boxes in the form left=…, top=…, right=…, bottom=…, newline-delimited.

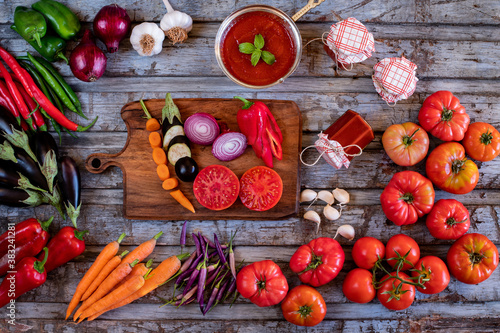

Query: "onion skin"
left=93, top=4, right=131, bottom=53
left=212, top=132, right=248, bottom=161
left=69, top=29, right=107, bottom=82
left=184, top=113, right=220, bottom=145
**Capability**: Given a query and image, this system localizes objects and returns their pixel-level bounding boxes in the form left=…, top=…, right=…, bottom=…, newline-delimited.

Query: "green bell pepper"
left=31, top=0, right=80, bottom=40
left=12, top=6, right=47, bottom=48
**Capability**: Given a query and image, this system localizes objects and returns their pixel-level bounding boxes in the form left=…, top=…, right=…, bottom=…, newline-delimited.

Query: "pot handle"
left=292, top=0, right=325, bottom=22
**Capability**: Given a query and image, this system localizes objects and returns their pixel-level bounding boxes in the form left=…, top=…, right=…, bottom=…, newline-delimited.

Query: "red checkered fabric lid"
left=372, top=57, right=418, bottom=104
left=326, top=17, right=375, bottom=65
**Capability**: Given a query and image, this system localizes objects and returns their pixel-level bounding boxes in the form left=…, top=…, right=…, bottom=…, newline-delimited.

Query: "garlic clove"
left=317, top=190, right=335, bottom=205
left=300, top=189, right=317, bottom=203
left=334, top=224, right=355, bottom=241
left=323, top=204, right=341, bottom=221
left=303, top=210, right=321, bottom=233
left=332, top=188, right=350, bottom=204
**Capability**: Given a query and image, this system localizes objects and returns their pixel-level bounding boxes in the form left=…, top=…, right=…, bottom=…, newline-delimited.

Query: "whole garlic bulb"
left=130, top=22, right=165, bottom=56
left=161, top=0, right=193, bottom=44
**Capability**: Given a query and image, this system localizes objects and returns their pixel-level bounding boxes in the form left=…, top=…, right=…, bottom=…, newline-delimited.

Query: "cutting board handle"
left=85, top=152, right=124, bottom=174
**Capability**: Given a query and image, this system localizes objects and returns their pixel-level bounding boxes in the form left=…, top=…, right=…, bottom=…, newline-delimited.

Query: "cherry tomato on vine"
left=281, top=285, right=327, bottom=327
left=352, top=237, right=385, bottom=269
left=385, top=234, right=420, bottom=271
left=410, top=256, right=450, bottom=294
left=377, top=272, right=415, bottom=311
left=342, top=268, right=376, bottom=304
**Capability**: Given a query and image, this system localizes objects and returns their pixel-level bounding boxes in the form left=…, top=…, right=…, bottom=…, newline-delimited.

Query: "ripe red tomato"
left=382, top=122, right=429, bottom=166
left=385, top=234, right=420, bottom=271
left=426, top=199, right=470, bottom=240
left=281, top=285, right=327, bottom=327
left=342, top=268, right=376, bottom=304
left=289, top=237, right=345, bottom=287
left=411, top=256, right=450, bottom=294
left=377, top=272, right=415, bottom=311
left=447, top=233, right=499, bottom=285
left=426, top=142, right=479, bottom=194
left=193, top=165, right=239, bottom=210
left=462, top=122, right=500, bottom=162
left=380, top=171, right=435, bottom=226
left=236, top=260, right=288, bottom=307
left=352, top=237, right=385, bottom=269
left=239, top=166, right=283, bottom=211
left=418, top=91, right=470, bottom=141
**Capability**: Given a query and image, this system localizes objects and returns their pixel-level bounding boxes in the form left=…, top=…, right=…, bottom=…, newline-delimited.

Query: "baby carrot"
left=152, top=147, right=167, bottom=165
left=65, top=233, right=126, bottom=320
left=170, top=189, right=195, bottom=213
left=121, top=231, right=163, bottom=266
left=149, top=131, right=162, bottom=148
left=162, top=177, right=179, bottom=191
left=80, top=250, right=129, bottom=301
left=78, top=274, right=146, bottom=323
left=157, top=164, right=170, bottom=181
left=73, top=259, right=139, bottom=321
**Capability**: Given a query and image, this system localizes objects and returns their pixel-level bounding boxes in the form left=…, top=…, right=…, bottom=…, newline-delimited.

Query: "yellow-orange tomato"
left=462, top=122, right=500, bottom=162
left=382, top=122, right=429, bottom=166
left=281, top=285, right=326, bottom=327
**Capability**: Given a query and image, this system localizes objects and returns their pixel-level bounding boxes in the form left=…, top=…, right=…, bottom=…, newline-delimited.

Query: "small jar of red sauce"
left=215, top=5, right=302, bottom=89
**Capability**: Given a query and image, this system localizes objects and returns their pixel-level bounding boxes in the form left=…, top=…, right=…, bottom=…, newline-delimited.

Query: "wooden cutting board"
left=85, top=98, right=302, bottom=220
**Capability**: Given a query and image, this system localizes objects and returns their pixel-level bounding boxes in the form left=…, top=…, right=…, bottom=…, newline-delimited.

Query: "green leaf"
left=251, top=50, right=262, bottom=67
left=261, top=51, right=276, bottom=65
left=254, top=34, right=265, bottom=50
left=238, top=42, right=256, bottom=54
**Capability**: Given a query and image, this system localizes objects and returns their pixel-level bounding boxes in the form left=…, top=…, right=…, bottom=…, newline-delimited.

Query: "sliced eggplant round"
left=162, top=116, right=183, bottom=136
left=175, top=157, right=199, bottom=182
left=162, top=125, right=185, bottom=150
left=167, top=135, right=191, bottom=165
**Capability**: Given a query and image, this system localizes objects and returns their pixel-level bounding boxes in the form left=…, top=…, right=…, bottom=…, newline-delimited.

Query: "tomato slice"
left=239, top=166, right=283, bottom=211
left=193, top=165, right=239, bottom=210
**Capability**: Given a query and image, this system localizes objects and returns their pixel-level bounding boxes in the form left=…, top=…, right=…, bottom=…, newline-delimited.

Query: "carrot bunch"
left=66, top=231, right=183, bottom=323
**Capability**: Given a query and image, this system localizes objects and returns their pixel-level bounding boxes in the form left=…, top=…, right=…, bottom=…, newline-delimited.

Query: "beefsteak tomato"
left=447, top=233, right=499, bottom=285
left=385, top=234, right=420, bottom=271
left=281, top=285, right=326, bottom=327
left=380, top=171, right=435, bottom=226
left=426, top=199, right=470, bottom=240
left=382, top=122, right=429, bottom=166
left=462, top=122, right=500, bottom=162
left=193, top=165, right=239, bottom=210
left=236, top=260, right=288, bottom=307
left=342, top=268, right=376, bottom=304
left=289, top=237, right=345, bottom=287
left=411, top=256, right=450, bottom=294
left=418, top=91, right=470, bottom=141
left=426, top=142, right=479, bottom=194
left=352, top=237, right=385, bottom=269
left=377, top=272, right=415, bottom=311
left=239, top=166, right=283, bottom=211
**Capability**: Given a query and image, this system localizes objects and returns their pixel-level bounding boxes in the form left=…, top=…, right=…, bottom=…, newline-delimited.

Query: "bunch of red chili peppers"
left=0, top=217, right=87, bottom=308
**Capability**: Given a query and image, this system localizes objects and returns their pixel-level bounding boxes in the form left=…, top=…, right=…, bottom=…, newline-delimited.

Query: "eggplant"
left=0, top=106, right=22, bottom=134
left=0, top=106, right=37, bottom=162
left=167, top=135, right=191, bottom=165
left=0, top=161, right=23, bottom=188
left=59, top=156, right=81, bottom=228
left=162, top=116, right=183, bottom=137
left=175, top=156, right=198, bottom=182
left=31, top=131, right=59, bottom=192
left=162, top=125, right=184, bottom=150
left=0, top=186, right=46, bottom=207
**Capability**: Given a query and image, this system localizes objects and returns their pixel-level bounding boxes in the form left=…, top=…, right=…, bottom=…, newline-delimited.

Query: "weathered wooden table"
left=1, top=0, right=500, bottom=332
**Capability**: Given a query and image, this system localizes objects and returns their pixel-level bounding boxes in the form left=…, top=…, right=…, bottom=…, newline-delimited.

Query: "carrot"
left=157, top=164, right=170, bottom=181
left=113, top=259, right=152, bottom=291
left=80, top=250, right=129, bottom=302
left=87, top=255, right=182, bottom=321
left=162, top=177, right=179, bottom=190
left=149, top=131, right=162, bottom=148
left=121, top=231, right=163, bottom=266
left=78, top=275, right=146, bottom=323
left=170, top=189, right=195, bottom=213
left=140, top=99, right=160, bottom=132
left=152, top=147, right=167, bottom=165
left=73, top=259, right=139, bottom=321
left=65, top=233, right=126, bottom=320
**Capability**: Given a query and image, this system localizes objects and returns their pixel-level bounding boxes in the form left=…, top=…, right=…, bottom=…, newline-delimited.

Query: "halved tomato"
left=239, top=166, right=283, bottom=211
left=193, top=165, right=239, bottom=210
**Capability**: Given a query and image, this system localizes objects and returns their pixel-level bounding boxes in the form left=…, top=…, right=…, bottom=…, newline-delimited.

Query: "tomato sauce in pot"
left=220, top=11, right=297, bottom=86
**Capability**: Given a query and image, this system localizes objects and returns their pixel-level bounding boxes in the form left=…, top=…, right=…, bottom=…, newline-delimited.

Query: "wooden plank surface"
left=0, top=0, right=499, bottom=332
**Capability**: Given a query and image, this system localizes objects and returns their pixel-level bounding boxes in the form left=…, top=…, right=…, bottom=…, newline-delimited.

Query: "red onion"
left=93, top=4, right=131, bottom=53
left=212, top=128, right=247, bottom=161
left=184, top=113, right=220, bottom=145
left=69, top=29, right=107, bottom=82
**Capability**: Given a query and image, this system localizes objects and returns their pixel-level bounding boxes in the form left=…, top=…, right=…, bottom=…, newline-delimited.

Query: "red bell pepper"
left=0, top=217, right=53, bottom=276
left=40, top=226, right=87, bottom=273
left=0, top=247, right=48, bottom=308
left=235, top=96, right=283, bottom=168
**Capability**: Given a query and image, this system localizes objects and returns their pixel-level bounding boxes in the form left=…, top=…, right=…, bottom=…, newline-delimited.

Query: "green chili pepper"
left=31, top=0, right=80, bottom=40
left=45, top=80, right=77, bottom=139
left=12, top=6, right=47, bottom=48
left=12, top=24, right=68, bottom=64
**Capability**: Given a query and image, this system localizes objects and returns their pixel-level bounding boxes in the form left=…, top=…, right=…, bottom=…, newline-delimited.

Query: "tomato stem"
left=451, top=158, right=468, bottom=174
left=301, top=253, right=323, bottom=273
left=441, top=106, right=455, bottom=122
left=480, top=129, right=493, bottom=145
left=402, top=128, right=420, bottom=147
left=469, top=252, right=486, bottom=265
left=296, top=304, right=314, bottom=318
left=256, top=274, right=267, bottom=292
left=398, top=193, right=414, bottom=204
left=446, top=217, right=468, bottom=226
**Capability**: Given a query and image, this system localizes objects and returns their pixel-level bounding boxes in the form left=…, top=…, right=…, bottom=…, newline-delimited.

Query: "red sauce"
left=221, top=11, right=297, bottom=86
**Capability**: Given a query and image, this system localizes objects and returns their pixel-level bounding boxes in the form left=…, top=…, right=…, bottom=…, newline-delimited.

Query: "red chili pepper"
left=235, top=96, right=283, bottom=168
left=0, top=80, right=20, bottom=123
left=0, top=247, right=48, bottom=308
left=0, top=217, right=53, bottom=276
left=0, top=61, right=35, bottom=130
left=40, top=226, right=87, bottom=273
left=0, top=48, right=34, bottom=98
left=14, top=81, right=47, bottom=131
